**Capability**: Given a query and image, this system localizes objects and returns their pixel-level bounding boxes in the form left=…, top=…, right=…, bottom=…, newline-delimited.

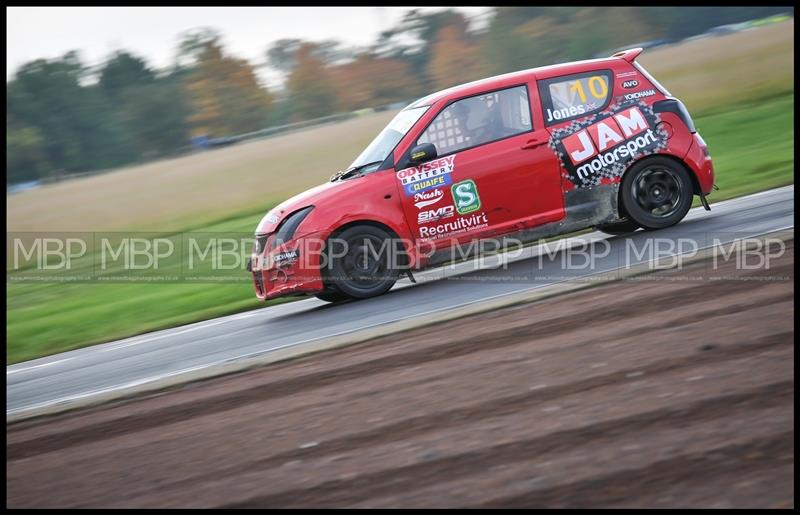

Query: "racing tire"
left=596, top=219, right=641, bottom=235
left=325, top=225, right=400, bottom=299
left=314, top=290, right=353, bottom=303
left=620, top=157, right=694, bottom=230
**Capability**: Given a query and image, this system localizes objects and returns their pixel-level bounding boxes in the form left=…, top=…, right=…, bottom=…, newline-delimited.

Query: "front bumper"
left=249, top=232, right=325, bottom=301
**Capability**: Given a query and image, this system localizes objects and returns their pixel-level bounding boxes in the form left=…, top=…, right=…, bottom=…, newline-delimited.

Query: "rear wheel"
left=621, top=157, right=694, bottom=230
left=325, top=225, right=400, bottom=299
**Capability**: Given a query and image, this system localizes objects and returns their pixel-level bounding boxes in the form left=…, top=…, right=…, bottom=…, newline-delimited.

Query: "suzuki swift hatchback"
left=248, top=48, right=715, bottom=302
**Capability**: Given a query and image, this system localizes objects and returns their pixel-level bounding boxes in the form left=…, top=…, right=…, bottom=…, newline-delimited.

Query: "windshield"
left=348, top=106, right=429, bottom=170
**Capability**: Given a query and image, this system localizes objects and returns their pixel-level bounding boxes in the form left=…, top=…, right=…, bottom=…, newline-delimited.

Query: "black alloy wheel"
left=621, top=157, right=694, bottom=230
left=326, top=225, right=400, bottom=299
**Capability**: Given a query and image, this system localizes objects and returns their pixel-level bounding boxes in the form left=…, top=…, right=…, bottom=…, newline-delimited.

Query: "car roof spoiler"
left=611, top=47, right=643, bottom=63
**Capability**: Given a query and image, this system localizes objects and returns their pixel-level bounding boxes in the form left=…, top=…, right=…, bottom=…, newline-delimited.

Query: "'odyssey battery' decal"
left=396, top=155, right=455, bottom=196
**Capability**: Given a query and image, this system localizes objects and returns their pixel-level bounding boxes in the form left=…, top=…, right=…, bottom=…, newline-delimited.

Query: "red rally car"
left=248, top=47, right=715, bottom=302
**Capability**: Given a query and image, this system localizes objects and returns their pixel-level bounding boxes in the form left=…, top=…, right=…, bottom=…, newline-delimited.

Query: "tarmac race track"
left=6, top=185, right=795, bottom=418
left=6, top=239, right=794, bottom=507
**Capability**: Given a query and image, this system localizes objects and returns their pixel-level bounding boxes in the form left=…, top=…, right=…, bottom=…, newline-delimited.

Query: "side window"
left=539, top=70, right=613, bottom=126
left=417, top=85, right=532, bottom=156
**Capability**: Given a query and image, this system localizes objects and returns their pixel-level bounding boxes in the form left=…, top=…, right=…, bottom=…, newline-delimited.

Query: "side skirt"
left=422, top=184, right=620, bottom=268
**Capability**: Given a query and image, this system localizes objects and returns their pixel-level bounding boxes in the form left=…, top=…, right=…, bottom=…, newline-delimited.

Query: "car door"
left=395, top=83, right=564, bottom=248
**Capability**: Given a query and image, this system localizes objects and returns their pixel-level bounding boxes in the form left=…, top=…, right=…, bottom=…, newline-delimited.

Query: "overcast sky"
left=7, top=6, right=493, bottom=87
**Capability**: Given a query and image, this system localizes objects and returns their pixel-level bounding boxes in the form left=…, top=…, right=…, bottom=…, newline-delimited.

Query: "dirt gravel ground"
left=6, top=245, right=794, bottom=508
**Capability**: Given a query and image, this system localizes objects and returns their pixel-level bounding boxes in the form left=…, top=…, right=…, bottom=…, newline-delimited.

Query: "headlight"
left=271, top=206, right=314, bottom=250
left=253, top=234, right=269, bottom=254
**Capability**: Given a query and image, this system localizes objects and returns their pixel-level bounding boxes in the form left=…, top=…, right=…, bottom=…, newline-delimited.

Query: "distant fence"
left=7, top=101, right=409, bottom=194
left=194, top=101, right=409, bottom=150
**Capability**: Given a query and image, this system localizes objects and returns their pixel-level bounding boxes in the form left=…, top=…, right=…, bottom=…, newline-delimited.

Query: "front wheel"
left=325, top=225, right=400, bottom=299
left=315, top=290, right=352, bottom=303
left=620, top=157, right=694, bottom=230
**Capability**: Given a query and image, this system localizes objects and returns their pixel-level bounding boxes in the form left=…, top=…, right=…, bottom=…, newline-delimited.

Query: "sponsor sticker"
left=413, top=189, right=444, bottom=209
left=622, top=89, right=656, bottom=101
left=549, top=100, right=668, bottom=188
left=621, top=80, right=639, bottom=89
left=451, top=179, right=481, bottom=215
left=397, top=155, right=455, bottom=196
left=419, top=212, right=489, bottom=240
left=418, top=205, right=455, bottom=224
left=271, top=249, right=299, bottom=266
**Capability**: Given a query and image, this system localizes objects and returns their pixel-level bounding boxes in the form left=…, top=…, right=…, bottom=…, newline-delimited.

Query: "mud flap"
left=699, top=192, right=711, bottom=211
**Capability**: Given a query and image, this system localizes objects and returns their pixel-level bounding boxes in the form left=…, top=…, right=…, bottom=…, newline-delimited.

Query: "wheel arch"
left=325, top=218, right=411, bottom=268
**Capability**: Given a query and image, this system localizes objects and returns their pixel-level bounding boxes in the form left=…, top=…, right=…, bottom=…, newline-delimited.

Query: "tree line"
left=6, top=6, right=790, bottom=185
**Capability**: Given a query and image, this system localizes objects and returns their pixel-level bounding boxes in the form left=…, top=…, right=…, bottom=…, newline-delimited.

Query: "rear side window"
left=539, top=70, right=613, bottom=126
left=417, top=85, right=532, bottom=156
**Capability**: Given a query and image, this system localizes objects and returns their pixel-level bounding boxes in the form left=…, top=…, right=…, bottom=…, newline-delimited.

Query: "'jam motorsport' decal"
left=548, top=100, right=667, bottom=188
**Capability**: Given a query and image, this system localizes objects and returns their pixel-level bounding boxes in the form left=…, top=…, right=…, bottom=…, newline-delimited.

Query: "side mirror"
left=409, top=143, right=437, bottom=164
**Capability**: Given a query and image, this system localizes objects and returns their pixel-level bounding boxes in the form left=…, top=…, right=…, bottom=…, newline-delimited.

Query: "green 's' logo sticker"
left=451, top=179, right=481, bottom=215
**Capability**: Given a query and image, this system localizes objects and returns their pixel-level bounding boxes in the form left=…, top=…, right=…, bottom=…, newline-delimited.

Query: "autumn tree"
left=285, top=43, right=338, bottom=121
left=99, top=51, right=155, bottom=100
left=427, top=15, right=485, bottom=90
left=266, top=38, right=303, bottom=74
left=565, top=8, right=655, bottom=60
left=183, top=36, right=273, bottom=137
left=373, top=9, right=465, bottom=89
left=329, top=54, right=418, bottom=111
left=267, top=38, right=353, bottom=74
left=6, top=116, right=49, bottom=184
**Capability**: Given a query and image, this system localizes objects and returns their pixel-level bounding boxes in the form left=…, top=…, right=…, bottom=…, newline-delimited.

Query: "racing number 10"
left=569, top=76, right=608, bottom=103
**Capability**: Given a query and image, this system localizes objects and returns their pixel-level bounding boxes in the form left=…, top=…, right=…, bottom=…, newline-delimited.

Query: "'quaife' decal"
left=549, top=100, right=667, bottom=188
